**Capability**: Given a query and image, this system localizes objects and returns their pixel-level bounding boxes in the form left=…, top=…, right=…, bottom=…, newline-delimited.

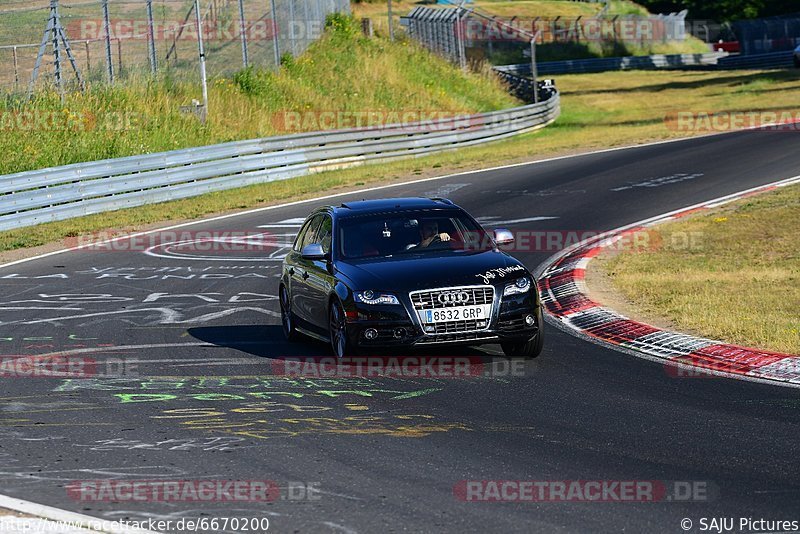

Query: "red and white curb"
left=535, top=175, right=800, bottom=387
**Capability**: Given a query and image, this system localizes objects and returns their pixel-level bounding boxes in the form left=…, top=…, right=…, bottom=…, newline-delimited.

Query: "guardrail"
left=501, top=50, right=796, bottom=76
left=0, top=94, right=560, bottom=232
left=716, top=50, right=795, bottom=69
left=493, top=68, right=539, bottom=102
left=499, top=52, right=725, bottom=76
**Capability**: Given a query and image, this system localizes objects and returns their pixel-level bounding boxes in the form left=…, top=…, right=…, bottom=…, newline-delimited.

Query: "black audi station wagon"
left=279, top=198, right=544, bottom=358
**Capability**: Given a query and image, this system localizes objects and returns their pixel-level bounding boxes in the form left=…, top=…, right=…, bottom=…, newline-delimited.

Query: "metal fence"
left=403, top=6, right=688, bottom=67
left=716, top=50, right=796, bottom=69
left=497, top=52, right=724, bottom=76
left=405, top=7, right=465, bottom=69
left=733, top=15, right=800, bottom=55
left=0, top=93, right=560, bottom=231
left=0, top=0, right=350, bottom=95
left=498, top=49, right=797, bottom=75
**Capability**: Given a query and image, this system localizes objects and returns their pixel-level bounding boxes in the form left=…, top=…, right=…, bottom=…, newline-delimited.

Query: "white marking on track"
left=421, top=182, right=470, bottom=197
left=611, top=172, right=704, bottom=192
left=12, top=306, right=279, bottom=326
left=258, top=217, right=306, bottom=227
left=322, top=522, right=360, bottom=534
left=143, top=231, right=296, bottom=262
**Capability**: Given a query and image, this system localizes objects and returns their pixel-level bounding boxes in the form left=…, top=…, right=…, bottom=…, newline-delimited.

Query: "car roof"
left=329, top=197, right=461, bottom=218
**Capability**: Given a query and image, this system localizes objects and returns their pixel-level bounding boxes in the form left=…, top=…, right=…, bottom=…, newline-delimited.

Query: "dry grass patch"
left=599, top=183, right=800, bottom=354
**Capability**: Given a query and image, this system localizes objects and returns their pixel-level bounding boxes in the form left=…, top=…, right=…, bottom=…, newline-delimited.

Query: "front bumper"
left=345, top=289, right=541, bottom=349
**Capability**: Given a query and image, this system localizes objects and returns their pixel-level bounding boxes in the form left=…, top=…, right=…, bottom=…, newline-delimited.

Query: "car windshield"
left=338, top=210, right=493, bottom=260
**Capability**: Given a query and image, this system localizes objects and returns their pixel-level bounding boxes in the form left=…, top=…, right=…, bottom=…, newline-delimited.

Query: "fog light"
left=394, top=328, right=406, bottom=339
left=364, top=328, right=378, bottom=340
left=524, top=314, right=535, bottom=326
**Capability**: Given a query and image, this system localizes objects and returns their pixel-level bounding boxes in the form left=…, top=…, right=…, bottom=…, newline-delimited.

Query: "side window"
left=293, top=215, right=322, bottom=252
left=315, top=215, right=333, bottom=254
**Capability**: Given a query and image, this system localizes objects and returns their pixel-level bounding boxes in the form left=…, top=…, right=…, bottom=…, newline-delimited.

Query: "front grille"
left=410, top=286, right=494, bottom=310
left=410, top=286, right=495, bottom=335
left=432, top=319, right=481, bottom=334
left=416, top=331, right=497, bottom=344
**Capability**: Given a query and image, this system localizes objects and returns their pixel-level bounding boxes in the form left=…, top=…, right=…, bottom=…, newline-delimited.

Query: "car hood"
left=336, top=250, right=527, bottom=292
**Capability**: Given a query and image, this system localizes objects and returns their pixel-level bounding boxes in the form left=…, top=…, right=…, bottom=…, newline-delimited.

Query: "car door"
left=287, top=214, right=322, bottom=326
left=303, top=214, right=336, bottom=331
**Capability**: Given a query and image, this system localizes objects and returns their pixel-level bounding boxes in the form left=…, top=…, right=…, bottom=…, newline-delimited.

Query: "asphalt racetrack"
left=1, top=130, right=799, bottom=533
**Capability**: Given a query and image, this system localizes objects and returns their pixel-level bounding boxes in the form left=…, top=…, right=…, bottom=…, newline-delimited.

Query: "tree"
left=636, top=0, right=798, bottom=21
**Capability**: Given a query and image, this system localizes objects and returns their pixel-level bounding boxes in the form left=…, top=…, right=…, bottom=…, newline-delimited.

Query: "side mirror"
left=493, top=228, right=515, bottom=247
left=301, top=243, right=327, bottom=260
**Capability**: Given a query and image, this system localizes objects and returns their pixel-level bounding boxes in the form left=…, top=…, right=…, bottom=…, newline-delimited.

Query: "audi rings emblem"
left=438, top=291, right=470, bottom=304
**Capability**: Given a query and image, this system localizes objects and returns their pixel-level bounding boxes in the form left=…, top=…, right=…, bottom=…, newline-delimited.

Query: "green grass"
left=0, top=15, right=517, bottom=175
left=352, top=0, right=709, bottom=61
left=2, top=67, right=800, bottom=257
left=599, top=184, right=800, bottom=354
left=606, top=0, right=650, bottom=16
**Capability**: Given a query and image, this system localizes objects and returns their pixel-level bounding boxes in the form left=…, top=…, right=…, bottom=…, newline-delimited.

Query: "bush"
left=325, top=12, right=361, bottom=39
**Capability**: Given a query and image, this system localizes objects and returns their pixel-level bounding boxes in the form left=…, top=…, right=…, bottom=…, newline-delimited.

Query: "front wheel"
left=501, top=311, right=544, bottom=359
left=329, top=300, right=357, bottom=358
left=501, top=331, right=544, bottom=359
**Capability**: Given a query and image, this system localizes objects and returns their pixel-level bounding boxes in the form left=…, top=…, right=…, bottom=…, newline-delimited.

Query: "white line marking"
left=321, top=522, right=359, bottom=534
left=0, top=494, right=159, bottom=533
left=421, top=182, right=471, bottom=197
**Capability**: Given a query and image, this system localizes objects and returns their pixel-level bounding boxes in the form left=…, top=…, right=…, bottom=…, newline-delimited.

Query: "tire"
left=279, top=285, right=299, bottom=342
left=501, top=310, right=544, bottom=359
left=329, top=299, right=357, bottom=358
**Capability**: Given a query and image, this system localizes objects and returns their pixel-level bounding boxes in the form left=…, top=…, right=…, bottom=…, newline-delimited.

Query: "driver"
left=417, top=220, right=450, bottom=248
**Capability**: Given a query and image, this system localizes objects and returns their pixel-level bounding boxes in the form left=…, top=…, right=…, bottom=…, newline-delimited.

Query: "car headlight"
left=503, top=276, right=531, bottom=296
left=354, top=290, right=401, bottom=305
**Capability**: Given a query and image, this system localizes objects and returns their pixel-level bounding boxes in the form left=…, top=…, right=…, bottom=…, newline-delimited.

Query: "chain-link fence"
left=403, top=5, right=688, bottom=67
left=0, top=0, right=350, bottom=95
left=405, top=7, right=465, bottom=69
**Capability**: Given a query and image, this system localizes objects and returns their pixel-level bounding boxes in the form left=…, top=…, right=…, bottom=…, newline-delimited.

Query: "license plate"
left=420, top=305, right=491, bottom=324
